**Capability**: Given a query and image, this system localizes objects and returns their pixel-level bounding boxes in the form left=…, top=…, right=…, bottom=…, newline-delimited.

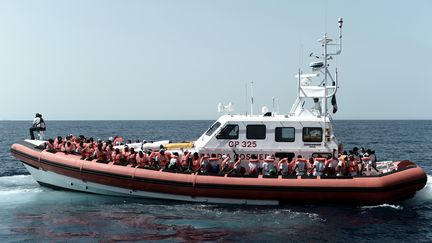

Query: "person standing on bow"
left=29, top=113, right=46, bottom=140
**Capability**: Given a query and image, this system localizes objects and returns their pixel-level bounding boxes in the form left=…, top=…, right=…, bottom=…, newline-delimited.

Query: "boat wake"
left=410, top=174, right=432, bottom=202
left=0, top=175, right=42, bottom=200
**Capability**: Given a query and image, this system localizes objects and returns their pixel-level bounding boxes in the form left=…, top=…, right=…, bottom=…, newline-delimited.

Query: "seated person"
left=248, top=155, right=260, bottom=176
left=277, top=157, right=289, bottom=175
left=112, top=148, right=122, bottom=165
left=311, top=156, right=326, bottom=176
left=262, top=155, right=276, bottom=176
left=45, top=139, right=56, bottom=153
left=292, top=155, right=308, bottom=176
left=190, top=152, right=201, bottom=171
left=207, top=154, right=220, bottom=174
left=136, top=151, right=148, bottom=168
left=128, top=148, right=137, bottom=166
left=64, top=141, right=76, bottom=155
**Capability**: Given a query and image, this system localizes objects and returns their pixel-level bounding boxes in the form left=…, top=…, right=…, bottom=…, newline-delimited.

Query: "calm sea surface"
left=1, top=120, right=432, bottom=242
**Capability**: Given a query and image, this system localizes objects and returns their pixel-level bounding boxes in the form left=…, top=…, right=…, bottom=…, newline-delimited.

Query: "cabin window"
left=312, top=153, right=332, bottom=158
left=216, top=124, right=239, bottom=139
left=246, top=125, right=266, bottom=139
left=303, top=127, right=323, bottom=142
left=205, top=122, right=221, bottom=136
left=275, top=152, right=295, bottom=161
left=275, top=127, right=295, bottom=142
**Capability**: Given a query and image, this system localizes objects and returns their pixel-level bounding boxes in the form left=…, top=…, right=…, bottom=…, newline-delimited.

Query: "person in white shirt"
left=29, top=113, right=46, bottom=140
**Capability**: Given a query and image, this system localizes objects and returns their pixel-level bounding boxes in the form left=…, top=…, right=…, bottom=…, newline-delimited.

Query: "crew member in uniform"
left=29, top=113, right=46, bottom=140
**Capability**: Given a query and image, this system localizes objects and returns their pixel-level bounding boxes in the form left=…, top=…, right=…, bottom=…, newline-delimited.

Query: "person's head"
left=108, top=144, right=113, bottom=149
left=48, top=138, right=54, bottom=144
left=193, top=152, right=199, bottom=159
left=66, top=141, right=71, bottom=146
left=35, top=113, right=42, bottom=118
left=309, top=157, right=314, bottom=163
left=115, top=148, right=120, bottom=154
left=211, top=153, right=217, bottom=158
left=353, top=147, right=359, bottom=153
left=79, top=141, right=83, bottom=146
left=57, top=136, right=62, bottom=142
left=159, top=149, right=165, bottom=155
left=313, top=98, right=319, bottom=103
left=139, top=151, right=143, bottom=156
left=127, top=140, right=132, bottom=144
left=124, top=146, right=129, bottom=152
left=297, top=155, right=303, bottom=158
left=251, top=154, right=257, bottom=160
left=98, top=144, right=102, bottom=150
left=130, top=148, right=135, bottom=154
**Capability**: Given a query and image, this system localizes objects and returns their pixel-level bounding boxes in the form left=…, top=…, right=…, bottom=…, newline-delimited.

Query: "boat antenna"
left=245, top=82, right=248, bottom=116
left=250, top=81, right=254, bottom=116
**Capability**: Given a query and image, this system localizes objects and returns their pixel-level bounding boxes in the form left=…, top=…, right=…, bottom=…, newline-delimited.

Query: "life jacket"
left=278, top=158, right=289, bottom=174
left=105, top=148, right=112, bottom=161
left=128, top=153, right=137, bottom=164
left=96, top=149, right=105, bottom=161
left=191, top=158, right=201, bottom=170
left=65, top=143, right=75, bottom=153
left=45, top=142, right=54, bottom=150
left=54, top=141, right=63, bottom=151
left=158, top=153, right=169, bottom=167
left=296, top=158, right=308, bottom=174
left=348, top=159, right=357, bottom=173
left=313, top=158, right=326, bottom=175
left=136, top=153, right=147, bottom=166
left=113, top=137, right=124, bottom=145
left=86, top=146, right=95, bottom=158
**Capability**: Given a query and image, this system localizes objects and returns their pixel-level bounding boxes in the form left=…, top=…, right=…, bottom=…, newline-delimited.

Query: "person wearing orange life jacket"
left=45, top=139, right=56, bottom=153
left=128, top=148, right=137, bottom=166
left=64, top=141, right=75, bottom=155
left=85, top=143, right=95, bottom=161
left=105, top=144, right=113, bottom=161
left=248, top=155, right=260, bottom=176
left=54, top=136, right=64, bottom=151
left=311, top=156, right=326, bottom=176
left=92, top=144, right=106, bottom=162
left=326, top=155, right=339, bottom=176
left=136, top=151, right=147, bottom=168
left=336, top=154, right=348, bottom=176
left=190, top=152, right=201, bottom=171
left=113, top=136, right=124, bottom=146
left=277, top=157, right=289, bottom=175
left=111, top=148, right=122, bottom=165
left=347, top=155, right=358, bottom=176
left=158, top=149, right=170, bottom=168
left=291, top=155, right=308, bottom=176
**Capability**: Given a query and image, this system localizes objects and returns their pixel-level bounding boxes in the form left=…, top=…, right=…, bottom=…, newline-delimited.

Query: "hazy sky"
left=0, top=0, right=431, bottom=120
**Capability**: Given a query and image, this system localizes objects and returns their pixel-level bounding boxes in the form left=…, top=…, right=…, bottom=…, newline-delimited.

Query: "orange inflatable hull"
left=11, top=141, right=427, bottom=205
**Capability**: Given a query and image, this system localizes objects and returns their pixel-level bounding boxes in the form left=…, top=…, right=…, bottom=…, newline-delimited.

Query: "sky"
left=0, top=0, right=431, bottom=120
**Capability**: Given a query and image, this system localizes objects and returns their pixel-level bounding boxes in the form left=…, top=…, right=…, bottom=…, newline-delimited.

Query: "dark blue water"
left=1, top=120, right=431, bottom=242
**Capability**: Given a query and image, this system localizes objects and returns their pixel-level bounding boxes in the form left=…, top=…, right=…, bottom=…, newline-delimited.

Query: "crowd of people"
left=43, top=135, right=377, bottom=177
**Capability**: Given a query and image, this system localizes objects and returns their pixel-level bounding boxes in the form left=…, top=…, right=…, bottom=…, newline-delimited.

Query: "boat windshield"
left=205, top=122, right=221, bottom=136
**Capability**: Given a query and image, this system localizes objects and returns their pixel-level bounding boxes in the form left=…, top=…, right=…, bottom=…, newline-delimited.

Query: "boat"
left=10, top=18, right=427, bottom=205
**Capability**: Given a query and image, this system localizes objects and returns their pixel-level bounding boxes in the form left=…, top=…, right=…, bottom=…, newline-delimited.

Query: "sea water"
left=0, top=120, right=431, bottom=242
